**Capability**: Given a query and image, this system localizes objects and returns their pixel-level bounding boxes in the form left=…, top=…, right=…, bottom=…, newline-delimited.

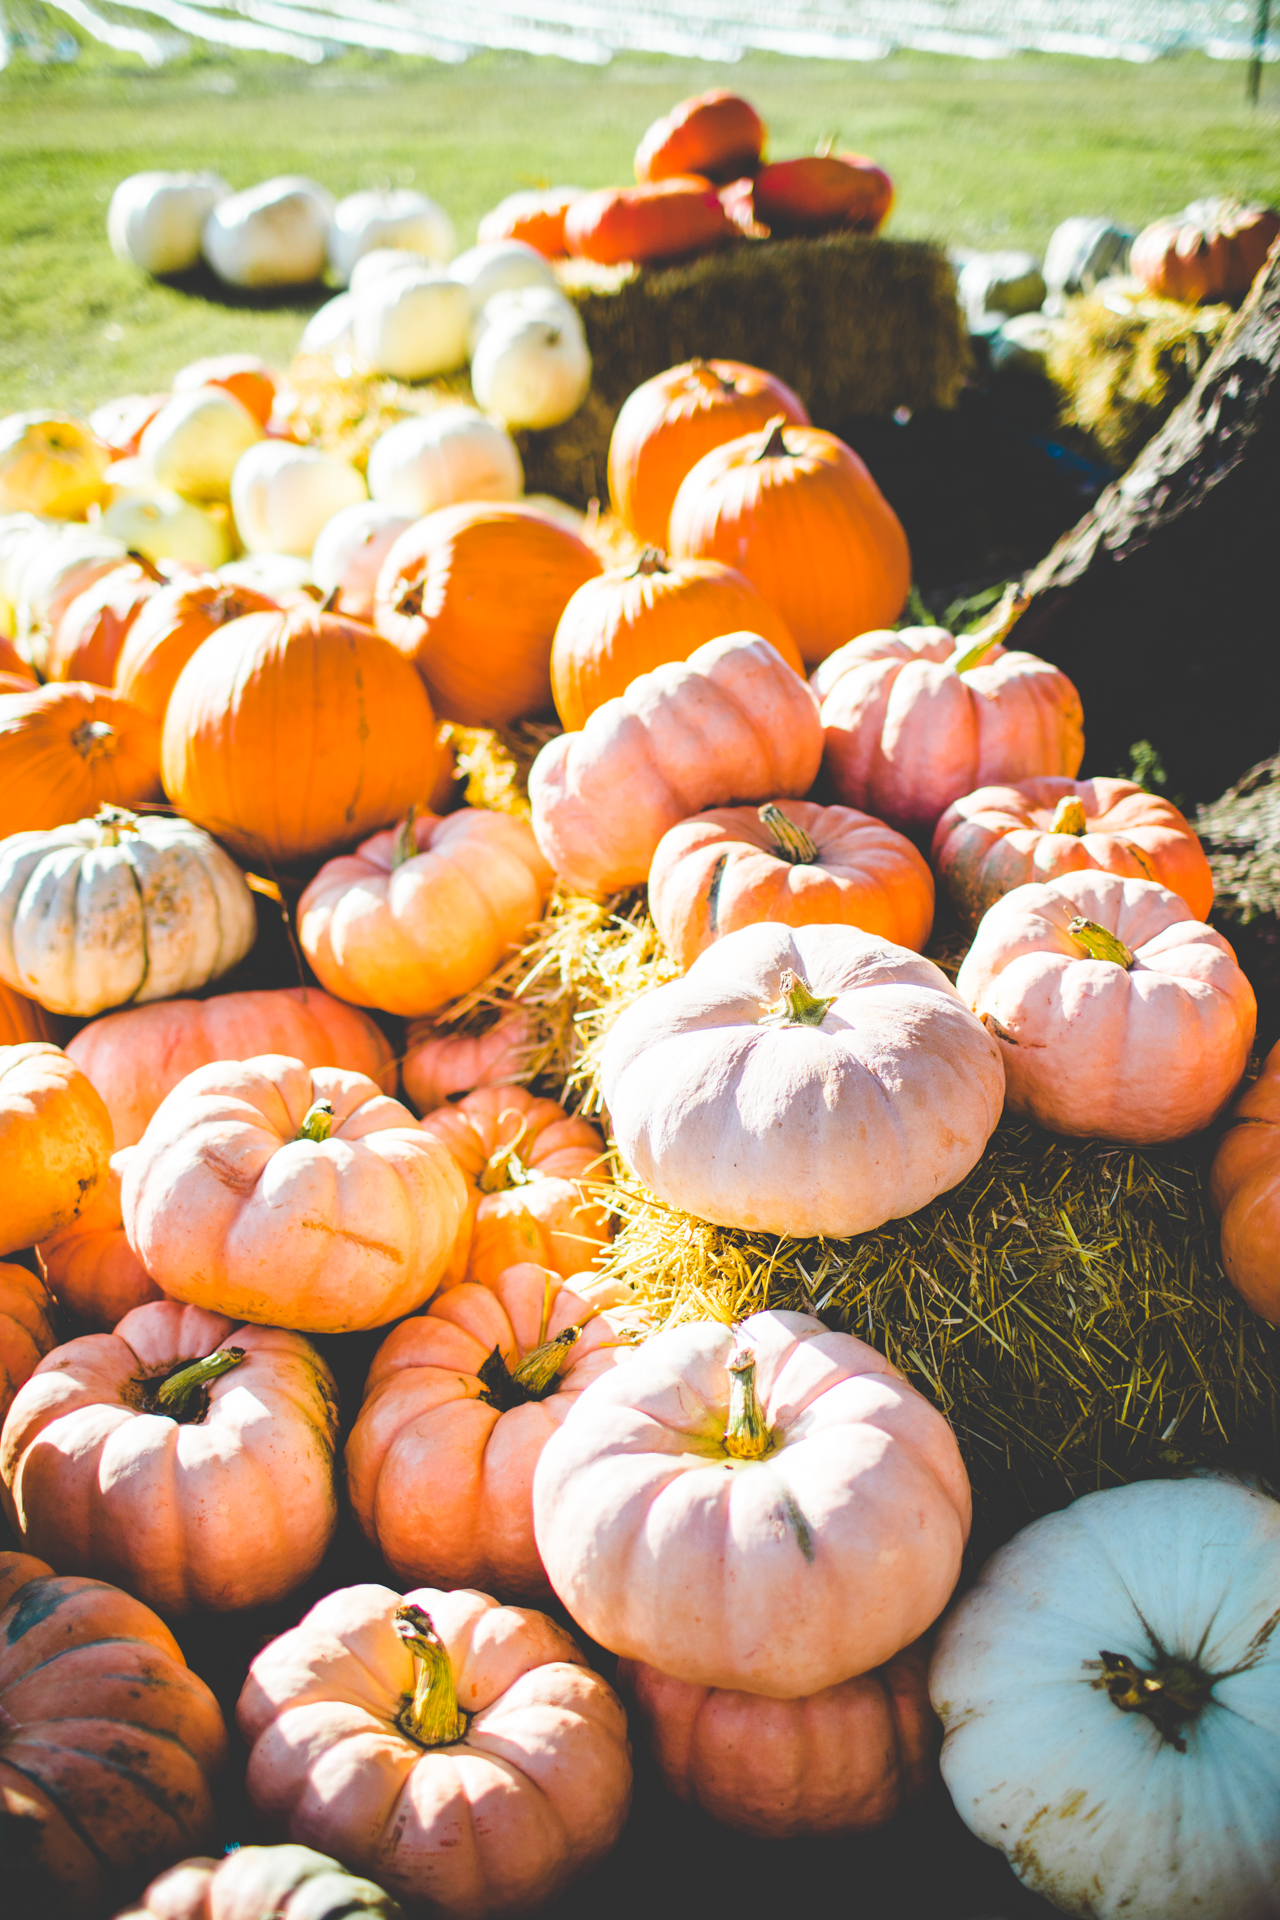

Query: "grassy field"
left=0, top=44, right=1278, bottom=416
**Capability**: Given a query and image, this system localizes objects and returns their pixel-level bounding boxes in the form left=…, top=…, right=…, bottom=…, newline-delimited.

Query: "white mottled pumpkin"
left=931, top=1476, right=1280, bottom=1920
left=0, top=805, right=255, bottom=1016
left=471, top=310, right=592, bottom=431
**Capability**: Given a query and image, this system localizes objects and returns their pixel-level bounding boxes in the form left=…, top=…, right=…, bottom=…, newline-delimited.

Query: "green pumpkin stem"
left=950, top=586, right=1030, bottom=675
left=392, top=804, right=419, bottom=869
left=478, top=1326, right=583, bottom=1411
left=759, top=802, right=819, bottom=865
left=395, top=1604, right=468, bottom=1748
left=724, top=1346, right=772, bottom=1461
left=295, top=1098, right=335, bottom=1144
left=754, top=416, right=793, bottom=462
left=1049, top=795, right=1088, bottom=837
left=94, top=803, right=141, bottom=848
left=762, top=968, right=837, bottom=1029
left=151, top=1347, right=246, bottom=1421
left=1091, top=1649, right=1214, bottom=1752
left=1068, top=917, right=1134, bottom=969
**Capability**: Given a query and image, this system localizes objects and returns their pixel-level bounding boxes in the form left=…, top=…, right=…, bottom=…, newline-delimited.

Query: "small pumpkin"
left=297, top=806, right=553, bottom=1018
left=607, top=358, right=810, bottom=550
left=115, top=1847, right=405, bottom=1920
left=955, top=870, right=1255, bottom=1143
left=0, top=1552, right=227, bottom=1917
left=932, top=776, right=1214, bottom=930
left=401, top=1008, right=534, bottom=1115
left=0, top=1261, right=56, bottom=1428
left=113, top=573, right=279, bottom=725
left=1209, top=1038, right=1280, bottom=1323
left=634, top=89, right=766, bottom=186
left=478, top=187, right=585, bottom=258
left=2, top=1300, right=339, bottom=1613
left=237, top=1583, right=632, bottom=1917
left=0, top=411, right=109, bottom=519
left=0, top=681, right=162, bottom=837
left=122, top=1055, right=468, bottom=1333
left=649, top=798, right=935, bottom=967
left=744, top=154, right=894, bottom=237
left=346, top=1261, right=635, bottom=1596
left=0, top=1042, right=113, bottom=1256
left=46, top=556, right=166, bottom=686
left=529, top=633, right=823, bottom=896
left=1130, top=197, right=1280, bottom=306
left=564, top=178, right=735, bottom=266
left=38, top=1147, right=160, bottom=1330
left=669, top=418, right=910, bottom=666
left=375, top=503, right=602, bottom=728
left=534, top=1310, right=971, bottom=1695
left=620, top=1639, right=935, bottom=1838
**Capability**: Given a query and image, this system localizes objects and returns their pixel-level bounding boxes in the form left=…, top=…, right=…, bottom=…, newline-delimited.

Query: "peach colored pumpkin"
left=932, top=775, right=1213, bottom=930
left=478, top=187, right=583, bottom=259
left=0, top=1551, right=227, bottom=1917
left=67, top=985, right=396, bottom=1148
left=601, top=922, right=1003, bottom=1238
left=401, top=1008, right=534, bottom=1115
left=1210, top=1038, right=1280, bottom=1324
left=0, top=1041, right=113, bottom=1256
left=816, top=616, right=1085, bottom=842
left=116, top=1847, right=406, bottom=1920
left=534, top=1309, right=972, bottom=1695
left=122, top=1056, right=468, bottom=1333
left=419, top=1085, right=611, bottom=1288
left=37, top=1147, right=162, bottom=1329
left=48, top=558, right=165, bottom=686
left=669, top=418, right=910, bottom=666
left=955, top=870, right=1255, bottom=1143
left=529, top=632, right=823, bottom=896
left=297, top=808, right=553, bottom=1018
left=0, top=1260, right=56, bottom=1428
left=113, top=574, right=279, bottom=725
left=649, top=798, right=935, bottom=968
left=237, top=1583, right=632, bottom=1918
left=346, top=1262, right=635, bottom=1597
left=1, top=1300, right=339, bottom=1613
left=172, top=354, right=280, bottom=428
left=0, top=681, right=162, bottom=838
left=619, top=1638, right=936, bottom=1837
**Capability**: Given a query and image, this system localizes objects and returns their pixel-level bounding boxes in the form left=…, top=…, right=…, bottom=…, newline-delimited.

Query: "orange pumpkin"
left=401, top=1009, right=535, bottom=1115
left=1210, top=1038, right=1280, bottom=1323
left=634, top=89, right=766, bottom=187
left=0, top=1042, right=113, bottom=1257
left=564, top=177, right=735, bottom=266
left=37, top=1147, right=162, bottom=1329
left=346, top=1262, right=635, bottom=1596
left=114, top=573, right=279, bottom=724
left=0, top=1261, right=56, bottom=1428
left=0, top=632, right=36, bottom=687
left=0, top=977, right=57, bottom=1046
left=478, top=188, right=583, bottom=259
left=89, top=391, right=167, bottom=459
left=608, top=357, right=810, bottom=549
left=0, top=1552, right=227, bottom=1916
left=744, top=153, right=894, bottom=237
left=298, top=807, right=553, bottom=1018
left=47, top=558, right=165, bottom=686
left=649, top=798, right=935, bottom=967
left=161, top=601, right=442, bottom=869
left=551, top=549, right=803, bottom=729
left=420, top=1085, right=611, bottom=1289
left=669, top=418, right=910, bottom=665
left=374, top=503, right=601, bottom=727
left=1131, top=198, right=1280, bottom=306
left=0, top=682, right=162, bottom=837
left=172, top=353, right=279, bottom=427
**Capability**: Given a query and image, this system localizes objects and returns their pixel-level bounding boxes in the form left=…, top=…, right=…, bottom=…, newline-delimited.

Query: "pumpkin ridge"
left=0, top=1748, right=117, bottom=1868
left=34, top=1726, right=211, bottom=1833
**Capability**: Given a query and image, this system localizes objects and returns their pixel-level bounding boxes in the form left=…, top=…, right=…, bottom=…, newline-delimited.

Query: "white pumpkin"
left=447, top=239, right=558, bottom=317
left=1043, top=215, right=1135, bottom=314
left=467, top=282, right=583, bottom=356
left=102, top=490, right=230, bottom=571
left=231, top=441, right=366, bottom=557
left=351, top=270, right=470, bottom=381
left=348, top=247, right=432, bottom=294
left=138, top=387, right=264, bottom=502
left=12, top=526, right=128, bottom=674
left=310, top=500, right=411, bottom=621
left=299, top=292, right=356, bottom=358
left=218, top=552, right=314, bottom=596
left=328, top=189, right=456, bottom=283
left=0, top=806, right=256, bottom=1017
left=0, top=413, right=109, bottom=519
left=101, top=458, right=170, bottom=507
left=365, top=406, right=523, bottom=517
left=0, top=514, right=53, bottom=638
left=202, top=177, right=335, bottom=289
left=107, top=170, right=230, bottom=276
left=931, top=1476, right=1280, bottom=1920
left=471, top=310, right=592, bottom=430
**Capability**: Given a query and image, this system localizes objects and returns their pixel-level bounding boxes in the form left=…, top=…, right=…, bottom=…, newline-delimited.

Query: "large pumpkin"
left=66, top=984, right=396, bottom=1148
left=620, top=1639, right=935, bottom=1838
left=2, top=1300, right=339, bottom=1613
left=564, top=178, right=735, bottom=266
left=743, top=154, right=894, bottom=237
left=634, top=89, right=766, bottom=186
left=161, top=601, right=441, bottom=869
left=608, top=359, right=810, bottom=550
left=237, top=1583, right=632, bottom=1917
left=601, top=921, right=1003, bottom=1237
left=38, top=1147, right=161, bottom=1329
left=1130, top=197, right=1280, bottom=306
left=0, top=1260, right=56, bottom=1428
left=550, top=549, right=803, bottom=730
left=297, top=807, right=552, bottom=1018
left=669, top=419, right=910, bottom=665
left=955, top=870, right=1255, bottom=1143
left=122, top=1055, right=468, bottom=1333
left=47, top=557, right=164, bottom=686
left=0, top=1042, right=113, bottom=1256
left=932, top=775, right=1214, bottom=930
left=0, top=681, right=162, bottom=837
left=0, top=1551, right=227, bottom=1918
left=374, top=503, right=601, bottom=727
left=649, top=798, right=935, bottom=967
left=534, top=1310, right=971, bottom=1695
left=113, top=574, right=278, bottom=724
left=529, top=633, right=823, bottom=896
left=346, top=1262, right=634, bottom=1596
left=116, top=1847, right=405, bottom=1920
left=1209, top=1037, right=1280, bottom=1323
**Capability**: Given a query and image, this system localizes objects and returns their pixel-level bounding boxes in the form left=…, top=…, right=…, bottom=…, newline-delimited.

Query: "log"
left=1010, top=237, right=1280, bottom=803
left=1196, top=752, right=1280, bottom=1047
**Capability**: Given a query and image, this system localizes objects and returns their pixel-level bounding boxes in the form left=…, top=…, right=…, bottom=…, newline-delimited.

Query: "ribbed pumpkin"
left=1211, top=1038, right=1280, bottom=1323
left=670, top=419, right=910, bottom=665
left=1130, top=197, right=1280, bottom=306
left=0, top=1552, right=227, bottom=1918
left=161, top=601, right=441, bottom=868
left=0, top=682, right=162, bottom=837
left=0, top=1042, right=113, bottom=1256
left=744, top=154, right=894, bottom=237
left=551, top=549, right=803, bottom=729
left=0, top=632, right=37, bottom=688
left=401, top=1009, right=534, bottom=1115
left=608, top=358, right=810, bottom=550
left=118, top=1847, right=405, bottom=1920
left=564, top=178, right=735, bottom=267
left=0, top=1261, right=56, bottom=1428
left=478, top=187, right=583, bottom=258
left=37, top=1146, right=160, bottom=1330
left=634, top=89, right=766, bottom=186
left=113, top=574, right=278, bottom=724
left=47, top=557, right=165, bottom=686
left=375, top=504, right=601, bottom=727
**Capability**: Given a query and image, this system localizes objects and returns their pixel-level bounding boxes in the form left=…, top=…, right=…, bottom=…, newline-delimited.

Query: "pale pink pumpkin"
left=400, top=1009, right=534, bottom=1115
left=37, top=1146, right=163, bottom=1330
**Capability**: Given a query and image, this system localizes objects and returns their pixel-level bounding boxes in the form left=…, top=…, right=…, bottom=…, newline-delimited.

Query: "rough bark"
left=1197, top=754, right=1280, bottom=1046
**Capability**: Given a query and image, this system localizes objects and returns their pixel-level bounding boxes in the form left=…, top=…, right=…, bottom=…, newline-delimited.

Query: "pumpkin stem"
left=394, top=1604, right=468, bottom=1749
left=950, top=585, right=1031, bottom=676
left=478, top=1326, right=583, bottom=1411
left=126, top=548, right=167, bottom=585
left=70, top=719, right=117, bottom=762
left=479, top=1113, right=535, bottom=1193
left=148, top=1346, right=246, bottom=1422
left=633, top=547, right=670, bottom=577
left=759, top=802, right=819, bottom=865
left=295, top=1098, right=335, bottom=1143
left=1090, top=1649, right=1214, bottom=1752
left=754, top=416, right=794, bottom=462
left=94, top=803, right=141, bottom=847
left=1068, top=917, right=1134, bottom=969
left=761, top=968, right=837, bottom=1029
left=1049, top=795, right=1088, bottom=837
left=392, top=804, right=419, bottom=869
left=320, top=585, right=342, bottom=614
left=724, top=1344, right=773, bottom=1460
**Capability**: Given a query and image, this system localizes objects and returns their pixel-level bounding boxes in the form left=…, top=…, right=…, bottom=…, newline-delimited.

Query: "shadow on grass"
left=158, top=261, right=335, bottom=316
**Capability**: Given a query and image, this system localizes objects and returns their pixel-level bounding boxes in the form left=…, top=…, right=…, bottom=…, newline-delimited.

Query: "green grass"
left=1, top=42, right=1278, bottom=416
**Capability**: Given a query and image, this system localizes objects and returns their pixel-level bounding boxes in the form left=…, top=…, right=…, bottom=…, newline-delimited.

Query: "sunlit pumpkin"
left=0, top=682, right=162, bottom=837
left=634, top=90, right=766, bottom=186
left=46, top=557, right=165, bottom=686
left=0, top=1042, right=113, bottom=1257
left=1130, top=197, right=1280, bottom=306
left=564, top=178, right=735, bottom=266
left=478, top=187, right=585, bottom=258
left=37, top=1147, right=161, bottom=1330
left=117, top=1847, right=405, bottom=1920
left=0, top=1261, right=56, bottom=1429
left=113, top=573, right=278, bottom=724
left=743, top=153, right=894, bottom=237
left=401, top=1009, right=534, bottom=1116
left=1211, top=1038, right=1280, bottom=1324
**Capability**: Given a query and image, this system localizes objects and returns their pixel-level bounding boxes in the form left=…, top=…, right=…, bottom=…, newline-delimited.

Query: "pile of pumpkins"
left=2, top=332, right=1280, bottom=1920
